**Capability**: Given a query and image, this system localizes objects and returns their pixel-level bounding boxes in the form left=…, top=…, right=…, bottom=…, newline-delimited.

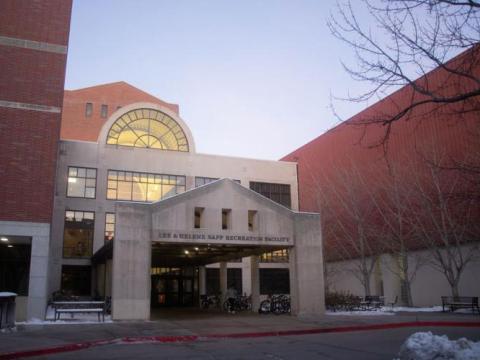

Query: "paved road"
left=29, top=327, right=480, bottom=360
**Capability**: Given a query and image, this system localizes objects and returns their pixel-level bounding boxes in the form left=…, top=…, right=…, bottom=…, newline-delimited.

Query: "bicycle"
left=259, top=294, right=290, bottom=315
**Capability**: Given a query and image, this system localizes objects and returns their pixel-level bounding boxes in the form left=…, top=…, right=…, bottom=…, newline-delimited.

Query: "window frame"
left=85, top=102, right=93, bottom=117
left=62, top=210, right=95, bottom=259
left=106, top=169, right=186, bottom=203
left=100, top=104, right=108, bottom=118
left=104, top=212, right=115, bottom=243
left=66, top=166, right=97, bottom=199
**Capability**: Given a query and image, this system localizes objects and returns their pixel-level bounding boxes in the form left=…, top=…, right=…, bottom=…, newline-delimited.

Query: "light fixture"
left=184, top=250, right=189, bottom=255
left=0, top=237, right=8, bottom=242
left=194, top=247, right=199, bottom=251
left=7, top=245, right=13, bottom=248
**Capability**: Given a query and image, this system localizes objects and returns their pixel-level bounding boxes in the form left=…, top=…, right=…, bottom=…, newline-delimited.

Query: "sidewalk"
left=1, top=309, right=479, bottom=358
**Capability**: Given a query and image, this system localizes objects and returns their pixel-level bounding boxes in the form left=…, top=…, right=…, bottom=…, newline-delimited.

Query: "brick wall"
left=0, top=0, right=72, bottom=224
left=61, top=82, right=180, bottom=142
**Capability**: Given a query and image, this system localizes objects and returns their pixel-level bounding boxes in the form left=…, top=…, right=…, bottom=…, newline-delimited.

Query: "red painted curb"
left=1, top=321, right=479, bottom=359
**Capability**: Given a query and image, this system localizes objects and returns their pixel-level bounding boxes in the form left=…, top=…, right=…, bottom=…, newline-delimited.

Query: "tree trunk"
left=451, top=280, right=460, bottom=298
left=363, top=272, right=371, bottom=296
left=403, top=280, right=413, bottom=307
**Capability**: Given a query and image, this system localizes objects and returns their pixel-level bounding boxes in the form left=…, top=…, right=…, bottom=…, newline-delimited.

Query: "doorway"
left=151, top=267, right=196, bottom=307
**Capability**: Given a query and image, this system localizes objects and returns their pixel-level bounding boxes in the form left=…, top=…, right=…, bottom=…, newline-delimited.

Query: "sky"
left=65, top=0, right=369, bottom=160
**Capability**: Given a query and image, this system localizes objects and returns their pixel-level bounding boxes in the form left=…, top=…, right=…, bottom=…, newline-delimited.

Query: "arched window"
left=106, top=108, right=189, bottom=152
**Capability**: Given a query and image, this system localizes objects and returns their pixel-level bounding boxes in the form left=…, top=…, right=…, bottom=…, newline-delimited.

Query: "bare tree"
left=367, top=166, right=426, bottom=306
left=318, top=163, right=382, bottom=296
left=328, top=0, right=480, bottom=144
left=410, top=148, right=480, bottom=297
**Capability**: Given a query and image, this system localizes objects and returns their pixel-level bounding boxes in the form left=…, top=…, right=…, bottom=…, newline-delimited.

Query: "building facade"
left=0, top=0, right=73, bottom=321
left=282, top=49, right=480, bottom=307
left=46, top=82, right=324, bottom=320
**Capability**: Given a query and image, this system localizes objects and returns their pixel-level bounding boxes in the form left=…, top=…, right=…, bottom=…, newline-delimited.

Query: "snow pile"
left=397, top=332, right=480, bottom=360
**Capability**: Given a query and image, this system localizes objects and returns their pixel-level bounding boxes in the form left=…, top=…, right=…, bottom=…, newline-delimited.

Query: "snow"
left=326, top=310, right=395, bottom=316
left=15, top=306, right=113, bottom=325
left=389, top=306, right=444, bottom=313
left=326, top=306, right=445, bottom=316
left=396, top=332, right=480, bottom=360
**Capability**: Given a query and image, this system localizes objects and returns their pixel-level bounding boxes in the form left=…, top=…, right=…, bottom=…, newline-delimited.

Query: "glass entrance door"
left=151, top=267, right=195, bottom=307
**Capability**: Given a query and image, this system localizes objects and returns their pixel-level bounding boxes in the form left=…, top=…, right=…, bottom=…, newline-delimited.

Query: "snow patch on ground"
left=389, top=306, right=444, bottom=313
left=396, top=332, right=480, bottom=360
left=326, top=310, right=395, bottom=316
left=326, top=306, right=448, bottom=316
left=15, top=306, right=112, bottom=325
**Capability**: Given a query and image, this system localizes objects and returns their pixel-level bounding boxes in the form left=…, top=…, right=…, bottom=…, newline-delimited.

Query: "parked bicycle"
left=223, top=294, right=252, bottom=313
left=200, top=294, right=221, bottom=309
left=259, top=294, right=290, bottom=315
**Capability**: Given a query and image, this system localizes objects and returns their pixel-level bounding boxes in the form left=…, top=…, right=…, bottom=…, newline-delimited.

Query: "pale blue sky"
left=65, top=0, right=368, bottom=160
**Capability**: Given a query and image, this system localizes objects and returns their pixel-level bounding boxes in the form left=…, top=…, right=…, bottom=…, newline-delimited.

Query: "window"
left=61, top=265, right=91, bottom=296
left=261, top=249, right=289, bottom=263
left=101, top=104, right=108, bottom=118
left=228, top=268, right=242, bottom=294
left=85, top=102, right=93, bottom=117
left=249, top=181, right=291, bottom=208
left=104, top=213, right=115, bottom=242
left=260, top=269, right=290, bottom=295
left=107, top=170, right=185, bottom=202
left=63, top=211, right=95, bottom=258
left=248, top=210, right=257, bottom=231
left=194, top=207, right=204, bottom=229
left=195, top=177, right=241, bottom=187
left=222, top=209, right=231, bottom=230
left=0, top=241, right=31, bottom=296
left=106, top=108, right=189, bottom=152
left=67, top=167, right=97, bottom=198
left=206, top=268, right=219, bottom=295
left=195, top=177, right=219, bottom=187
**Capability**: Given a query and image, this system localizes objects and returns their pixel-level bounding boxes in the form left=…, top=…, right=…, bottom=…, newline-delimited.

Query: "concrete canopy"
left=111, top=179, right=325, bottom=320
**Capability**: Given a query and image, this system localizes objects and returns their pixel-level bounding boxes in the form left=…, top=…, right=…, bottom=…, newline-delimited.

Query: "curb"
left=1, top=321, right=479, bottom=359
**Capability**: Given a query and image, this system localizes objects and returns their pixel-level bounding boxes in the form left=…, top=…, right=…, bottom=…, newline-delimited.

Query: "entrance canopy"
left=111, top=179, right=324, bottom=320
left=152, top=242, right=288, bottom=267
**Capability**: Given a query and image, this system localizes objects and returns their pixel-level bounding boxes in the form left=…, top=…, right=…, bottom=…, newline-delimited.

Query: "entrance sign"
left=155, top=231, right=291, bottom=244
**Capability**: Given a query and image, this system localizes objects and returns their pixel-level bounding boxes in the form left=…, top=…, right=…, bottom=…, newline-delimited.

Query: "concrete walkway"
left=1, top=309, right=479, bottom=358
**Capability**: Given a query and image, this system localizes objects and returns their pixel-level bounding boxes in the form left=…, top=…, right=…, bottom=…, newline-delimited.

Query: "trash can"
left=0, top=292, right=17, bottom=330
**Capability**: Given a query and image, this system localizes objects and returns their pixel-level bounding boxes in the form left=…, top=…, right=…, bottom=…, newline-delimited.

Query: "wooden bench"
left=360, top=295, right=385, bottom=310
left=441, top=296, right=480, bottom=314
left=52, top=301, right=106, bottom=322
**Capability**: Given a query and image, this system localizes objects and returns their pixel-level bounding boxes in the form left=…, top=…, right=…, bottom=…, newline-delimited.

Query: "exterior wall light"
left=0, top=237, right=8, bottom=242
left=184, top=250, right=189, bottom=255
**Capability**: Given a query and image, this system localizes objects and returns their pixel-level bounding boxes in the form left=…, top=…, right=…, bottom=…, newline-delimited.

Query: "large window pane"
left=106, top=170, right=185, bottom=202
left=249, top=181, right=291, bottom=208
left=260, top=269, right=290, bottom=295
left=67, top=166, right=97, bottom=198
left=106, top=108, right=189, bottom=152
left=63, top=211, right=95, bottom=258
left=61, top=265, right=91, bottom=296
left=104, top=213, right=115, bottom=242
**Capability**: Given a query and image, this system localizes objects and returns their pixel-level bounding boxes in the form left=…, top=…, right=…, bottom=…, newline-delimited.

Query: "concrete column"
left=198, top=266, right=206, bottom=306
left=250, top=255, right=260, bottom=312
left=219, top=262, right=227, bottom=302
left=291, top=213, right=325, bottom=316
left=242, top=257, right=252, bottom=296
left=27, top=234, right=50, bottom=321
left=112, top=204, right=151, bottom=320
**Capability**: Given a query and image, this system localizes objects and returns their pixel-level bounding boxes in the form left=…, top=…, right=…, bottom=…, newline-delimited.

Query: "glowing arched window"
left=106, top=108, right=189, bottom=152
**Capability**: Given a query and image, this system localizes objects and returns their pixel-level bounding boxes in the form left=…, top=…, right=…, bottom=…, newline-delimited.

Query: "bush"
left=325, top=291, right=362, bottom=311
